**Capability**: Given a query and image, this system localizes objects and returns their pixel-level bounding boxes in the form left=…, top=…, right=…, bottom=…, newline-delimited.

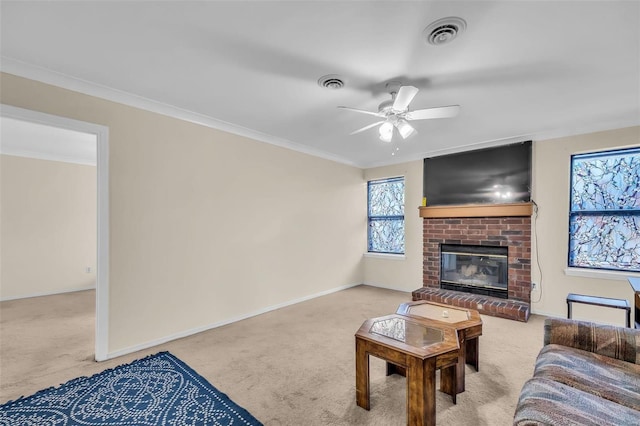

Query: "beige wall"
left=0, top=73, right=365, bottom=354
left=362, top=127, right=640, bottom=325
left=3, top=69, right=635, bottom=353
left=363, top=160, right=423, bottom=293
left=531, top=126, right=640, bottom=325
left=1, top=154, right=97, bottom=300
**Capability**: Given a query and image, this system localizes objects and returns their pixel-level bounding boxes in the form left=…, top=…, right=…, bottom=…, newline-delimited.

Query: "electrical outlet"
left=532, top=282, right=538, bottom=290
left=85, top=267, right=92, bottom=273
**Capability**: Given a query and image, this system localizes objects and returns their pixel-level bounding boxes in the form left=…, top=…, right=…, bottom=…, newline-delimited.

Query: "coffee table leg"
left=466, top=337, right=479, bottom=371
left=439, top=364, right=457, bottom=404
left=355, top=337, right=370, bottom=410
left=455, top=336, right=467, bottom=394
left=407, top=356, right=436, bottom=426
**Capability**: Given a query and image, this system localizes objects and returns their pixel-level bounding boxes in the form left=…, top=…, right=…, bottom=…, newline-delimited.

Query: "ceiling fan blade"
left=337, top=106, right=384, bottom=117
left=405, top=105, right=460, bottom=120
left=349, top=120, right=386, bottom=135
left=392, top=86, right=419, bottom=111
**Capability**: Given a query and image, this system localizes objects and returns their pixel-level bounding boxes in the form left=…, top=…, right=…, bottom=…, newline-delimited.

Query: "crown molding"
left=1, top=56, right=361, bottom=168
left=4, top=57, right=637, bottom=171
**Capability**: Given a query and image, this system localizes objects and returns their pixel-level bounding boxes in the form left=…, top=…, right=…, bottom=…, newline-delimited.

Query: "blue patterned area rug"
left=0, top=351, right=263, bottom=425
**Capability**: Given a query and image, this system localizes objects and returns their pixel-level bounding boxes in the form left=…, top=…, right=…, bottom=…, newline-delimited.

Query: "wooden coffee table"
left=355, top=314, right=459, bottom=426
left=395, top=301, right=482, bottom=394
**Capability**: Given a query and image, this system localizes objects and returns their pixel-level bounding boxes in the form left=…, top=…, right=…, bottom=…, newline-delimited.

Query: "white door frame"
left=1, top=104, right=110, bottom=361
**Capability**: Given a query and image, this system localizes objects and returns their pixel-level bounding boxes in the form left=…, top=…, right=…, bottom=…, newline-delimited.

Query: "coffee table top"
left=397, top=300, right=482, bottom=329
left=355, top=314, right=459, bottom=359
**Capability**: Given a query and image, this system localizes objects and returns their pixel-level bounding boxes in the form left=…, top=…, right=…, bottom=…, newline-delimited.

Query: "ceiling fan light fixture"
left=396, top=119, right=416, bottom=139
left=379, top=121, right=393, bottom=142
left=338, top=84, right=460, bottom=142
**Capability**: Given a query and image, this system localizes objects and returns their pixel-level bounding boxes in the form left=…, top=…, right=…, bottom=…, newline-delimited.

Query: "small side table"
left=566, top=293, right=631, bottom=328
left=628, top=278, right=640, bottom=329
left=355, top=314, right=460, bottom=426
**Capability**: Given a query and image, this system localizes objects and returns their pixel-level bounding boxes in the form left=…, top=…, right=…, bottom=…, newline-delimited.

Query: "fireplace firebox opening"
left=440, top=244, right=508, bottom=299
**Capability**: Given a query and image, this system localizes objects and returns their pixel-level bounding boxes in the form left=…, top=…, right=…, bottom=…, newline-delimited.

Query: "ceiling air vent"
left=424, top=17, right=467, bottom=46
left=318, top=74, right=345, bottom=89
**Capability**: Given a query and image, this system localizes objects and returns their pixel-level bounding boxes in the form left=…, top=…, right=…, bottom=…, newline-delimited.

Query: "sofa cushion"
left=544, top=318, right=640, bottom=363
left=513, top=377, right=640, bottom=426
left=533, top=344, right=640, bottom=411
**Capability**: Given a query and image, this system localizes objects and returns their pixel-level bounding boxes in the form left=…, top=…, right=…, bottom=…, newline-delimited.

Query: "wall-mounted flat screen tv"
left=423, top=141, right=532, bottom=206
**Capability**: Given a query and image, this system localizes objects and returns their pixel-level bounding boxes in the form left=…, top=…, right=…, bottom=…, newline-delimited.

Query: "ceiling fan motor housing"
left=378, top=99, right=394, bottom=114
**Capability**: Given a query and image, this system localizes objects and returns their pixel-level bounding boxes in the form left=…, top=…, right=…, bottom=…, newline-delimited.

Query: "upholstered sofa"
left=513, top=317, right=640, bottom=425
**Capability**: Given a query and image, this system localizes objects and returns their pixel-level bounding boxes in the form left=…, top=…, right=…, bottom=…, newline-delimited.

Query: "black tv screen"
left=423, top=141, right=532, bottom=206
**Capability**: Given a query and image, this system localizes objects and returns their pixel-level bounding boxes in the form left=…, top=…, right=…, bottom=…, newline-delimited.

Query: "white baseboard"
left=0, top=285, right=96, bottom=302
left=528, top=309, right=557, bottom=318
left=105, top=282, right=362, bottom=360
left=362, top=281, right=415, bottom=294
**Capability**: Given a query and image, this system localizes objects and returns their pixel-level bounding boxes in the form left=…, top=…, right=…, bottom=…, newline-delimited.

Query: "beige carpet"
left=0, top=285, right=545, bottom=425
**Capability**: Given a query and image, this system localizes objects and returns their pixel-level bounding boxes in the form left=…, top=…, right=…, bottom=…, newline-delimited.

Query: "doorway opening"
left=0, top=104, right=109, bottom=361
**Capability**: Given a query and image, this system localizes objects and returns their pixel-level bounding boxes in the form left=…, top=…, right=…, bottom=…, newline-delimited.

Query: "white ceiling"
left=1, top=1, right=638, bottom=168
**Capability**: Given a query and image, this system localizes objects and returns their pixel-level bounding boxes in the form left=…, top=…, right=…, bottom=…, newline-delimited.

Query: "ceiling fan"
left=338, top=82, right=460, bottom=142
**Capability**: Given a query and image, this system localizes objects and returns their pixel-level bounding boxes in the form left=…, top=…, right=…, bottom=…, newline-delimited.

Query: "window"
left=368, top=177, right=405, bottom=254
left=569, top=147, right=640, bottom=272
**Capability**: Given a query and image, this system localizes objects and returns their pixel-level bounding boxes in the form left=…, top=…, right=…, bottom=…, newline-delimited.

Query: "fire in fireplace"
left=440, top=244, right=508, bottom=299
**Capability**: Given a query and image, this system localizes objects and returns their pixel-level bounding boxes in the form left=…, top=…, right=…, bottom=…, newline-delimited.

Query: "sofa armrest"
left=544, top=318, right=640, bottom=364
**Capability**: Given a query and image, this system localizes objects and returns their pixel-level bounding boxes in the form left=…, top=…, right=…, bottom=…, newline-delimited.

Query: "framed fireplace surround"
left=415, top=203, right=533, bottom=322
left=440, top=243, right=509, bottom=299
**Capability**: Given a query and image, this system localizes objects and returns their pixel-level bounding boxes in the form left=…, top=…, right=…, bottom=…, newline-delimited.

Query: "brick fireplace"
left=413, top=203, right=533, bottom=321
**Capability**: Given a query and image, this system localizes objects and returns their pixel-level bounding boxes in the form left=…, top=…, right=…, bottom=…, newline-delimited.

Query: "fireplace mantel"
left=419, top=202, right=533, bottom=218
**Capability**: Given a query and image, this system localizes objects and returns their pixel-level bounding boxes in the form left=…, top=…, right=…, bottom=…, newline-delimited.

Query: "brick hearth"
left=416, top=215, right=532, bottom=322
left=412, top=287, right=530, bottom=322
